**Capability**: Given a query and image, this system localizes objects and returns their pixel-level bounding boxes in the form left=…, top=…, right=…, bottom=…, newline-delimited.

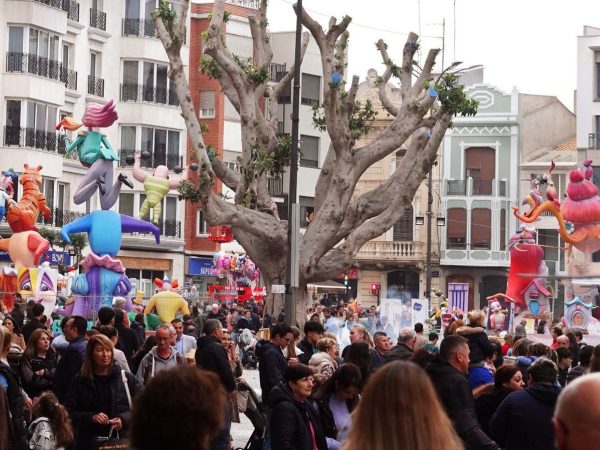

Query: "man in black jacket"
left=114, top=308, right=140, bottom=365
left=256, top=323, right=293, bottom=404
left=298, top=320, right=324, bottom=365
left=426, top=335, right=499, bottom=450
left=54, top=315, right=88, bottom=401
left=22, top=303, right=47, bottom=344
left=195, top=318, right=236, bottom=450
left=384, top=327, right=416, bottom=363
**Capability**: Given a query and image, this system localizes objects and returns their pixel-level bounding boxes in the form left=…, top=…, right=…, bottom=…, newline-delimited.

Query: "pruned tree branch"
left=375, top=39, right=399, bottom=117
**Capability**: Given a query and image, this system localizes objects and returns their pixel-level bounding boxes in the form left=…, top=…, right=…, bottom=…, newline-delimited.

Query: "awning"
left=307, top=280, right=347, bottom=291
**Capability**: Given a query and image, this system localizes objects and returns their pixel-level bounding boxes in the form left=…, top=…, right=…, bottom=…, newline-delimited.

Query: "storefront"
left=186, top=256, right=218, bottom=301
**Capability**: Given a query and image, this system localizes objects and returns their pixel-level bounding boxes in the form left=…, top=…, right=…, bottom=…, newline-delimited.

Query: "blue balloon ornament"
left=330, top=71, right=342, bottom=87
left=428, top=86, right=438, bottom=98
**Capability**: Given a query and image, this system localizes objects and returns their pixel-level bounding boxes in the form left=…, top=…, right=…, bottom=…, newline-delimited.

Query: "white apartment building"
left=0, top=0, right=189, bottom=295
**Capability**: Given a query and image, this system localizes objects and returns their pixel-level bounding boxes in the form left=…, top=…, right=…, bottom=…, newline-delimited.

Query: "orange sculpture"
left=6, top=164, right=51, bottom=232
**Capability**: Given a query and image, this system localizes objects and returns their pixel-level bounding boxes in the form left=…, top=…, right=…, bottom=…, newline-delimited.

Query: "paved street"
left=232, top=368, right=262, bottom=449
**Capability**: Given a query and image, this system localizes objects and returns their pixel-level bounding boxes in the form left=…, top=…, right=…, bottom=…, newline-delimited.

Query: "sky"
left=266, top=0, right=600, bottom=112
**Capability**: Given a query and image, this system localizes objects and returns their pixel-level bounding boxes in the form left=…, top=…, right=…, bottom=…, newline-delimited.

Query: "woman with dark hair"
left=64, top=334, right=142, bottom=450
left=19, top=328, right=57, bottom=398
left=343, top=342, right=372, bottom=388
left=130, top=335, right=158, bottom=375
left=2, top=317, right=25, bottom=351
left=475, top=365, right=525, bottom=434
left=313, top=363, right=362, bottom=449
left=565, top=331, right=580, bottom=366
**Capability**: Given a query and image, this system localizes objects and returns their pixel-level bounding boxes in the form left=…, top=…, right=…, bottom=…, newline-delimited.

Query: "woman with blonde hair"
left=341, top=324, right=373, bottom=359
left=343, top=361, right=464, bottom=450
left=64, top=334, right=142, bottom=450
left=309, top=338, right=339, bottom=384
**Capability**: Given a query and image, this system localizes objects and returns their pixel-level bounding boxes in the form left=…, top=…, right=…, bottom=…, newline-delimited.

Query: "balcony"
left=120, top=83, right=179, bottom=107
left=122, top=19, right=156, bottom=38
left=87, top=76, right=104, bottom=97
left=4, top=126, right=59, bottom=152
left=226, top=0, right=259, bottom=8
left=65, top=0, right=79, bottom=21
left=36, top=208, right=85, bottom=228
left=356, top=240, right=425, bottom=262
left=89, top=8, right=106, bottom=31
left=61, top=68, right=77, bottom=90
left=267, top=176, right=284, bottom=196
left=269, top=63, right=286, bottom=82
left=444, top=178, right=508, bottom=197
left=6, top=53, right=63, bottom=82
left=119, top=149, right=182, bottom=171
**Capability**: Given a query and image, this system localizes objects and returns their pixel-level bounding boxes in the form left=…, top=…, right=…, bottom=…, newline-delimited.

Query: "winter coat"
left=566, top=363, right=588, bottom=384
left=457, top=326, right=494, bottom=364
left=426, top=359, right=499, bottom=450
left=489, top=382, right=560, bottom=450
left=475, top=388, right=512, bottom=435
left=129, top=321, right=146, bottom=347
left=0, top=386, right=13, bottom=450
left=54, top=336, right=87, bottom=401
left=115, top=323, right=141, bottom=365
left=18, top=349, right=57, bottom=398
left=308, top=352, right=338, bottom=384
left=298, top=339, right=316, bottom=365
left=136, top=347, right=186, bottom=385
left=195, top=335, right=236, bottom=392
left=22, top=319, right=46, bottom=345
left=0, top=362, right=27, bottom=450
left=384, top=343, right=414, bottom=363
left=28, top=417, right=57, bottom=450
left=256, top=340, right=287, bottom=404
left=312, top=391, right=359, bottom=440
left=65, top=365, right=141, bottom=450
left=268, top=383, right=328, bottom=450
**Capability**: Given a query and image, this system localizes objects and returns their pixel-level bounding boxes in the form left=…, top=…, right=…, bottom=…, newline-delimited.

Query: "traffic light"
left=344, top=274, right=349, bottom=286
left=370, top=283, right=380, bottom=295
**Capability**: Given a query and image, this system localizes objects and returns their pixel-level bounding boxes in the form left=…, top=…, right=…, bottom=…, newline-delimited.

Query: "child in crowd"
left=28, top=392, right=74, bottom=450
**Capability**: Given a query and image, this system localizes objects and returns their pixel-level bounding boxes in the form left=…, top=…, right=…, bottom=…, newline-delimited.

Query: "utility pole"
left=425, top=168, right=433, bottom=301
left=285, top=0, right=302, bottom=326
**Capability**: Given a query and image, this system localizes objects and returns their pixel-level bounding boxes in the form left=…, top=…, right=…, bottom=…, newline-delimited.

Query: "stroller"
left=237, top=328, right=258, bottom=369
left=235, top=379, right=266, bottom=450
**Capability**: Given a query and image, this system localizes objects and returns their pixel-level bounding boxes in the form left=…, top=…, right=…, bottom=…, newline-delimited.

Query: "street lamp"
left=415, top=215, right=425, bottom=226
left=436, top=217, right=446, bottom=227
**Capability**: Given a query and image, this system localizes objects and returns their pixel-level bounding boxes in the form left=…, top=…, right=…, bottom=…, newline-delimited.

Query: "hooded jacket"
left=136, top=346, right=186, bottom=385
left=195, top=335, right=236, bottom=392
left=489, top=382, right=560, bottom=450
left=457, top=326, right=494, bottom=364
left=268, top=383, right=327, bottom=450
left=256, top=340, right=287, bottom=404
left=65, top=364, right=142, bottom=450
left=426, top=359, right=499, bottom=450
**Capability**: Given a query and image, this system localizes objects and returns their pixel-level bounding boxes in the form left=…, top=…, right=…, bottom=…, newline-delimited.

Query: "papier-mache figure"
left=132, top=153, right=186, bottom=224
left=5, top=164, right=51, bottom=232
left=56, top=100, right=133, bottom=210
left=144, top=277, right=189, bottom=324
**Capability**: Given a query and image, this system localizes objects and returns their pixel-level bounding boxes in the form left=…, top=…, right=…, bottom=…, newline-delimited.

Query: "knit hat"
left=284, top=364, right=313, bottom=382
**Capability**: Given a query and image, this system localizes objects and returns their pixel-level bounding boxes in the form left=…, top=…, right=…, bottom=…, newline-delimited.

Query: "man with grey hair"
left=554, top=373, right=600, bottom=450
left=384, top=327, right=416, bottom=362
left=136, top=324, right=186, bottom=385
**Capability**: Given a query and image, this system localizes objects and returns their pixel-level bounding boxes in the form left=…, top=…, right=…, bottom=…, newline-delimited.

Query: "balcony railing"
left=33, top=0, right=65, bottom=10
left=445, top=178, right=507, bottom=197
left=126, top=219, right=181, bottom=238
left=446, top=179, right=467, bottom=195
left=120, top=83, right=179, bottom=106
left=6, top=52, right=63, bottom=81
left=277, top=122, right=286, bottom=134
left=267, top=176, right=284, bottom=196
left=36, top=208, right=85, bottom=227
left=225, top=0, right=260, bottom=8
left=119, top=149, right=182, bottom=171
left=61, top=68, right=77, bottom=90
left=88, top=75, right=104, bottom=97
left=122, top=18, right=156, bottom=37
left=356, top=240, right=425, bottom=261
left=64, top=0, right=79, bottom=20
left=4, top=126, right=59, bottom=152
left=269, top=63, right=286, bottom=82
left=472, top=179, right=493, bottom=196
left=90, top=8, right=107, bottom=30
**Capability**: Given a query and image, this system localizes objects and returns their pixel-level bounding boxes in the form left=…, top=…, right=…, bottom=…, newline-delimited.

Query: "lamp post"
left=285, top=0, right=303, bottom=325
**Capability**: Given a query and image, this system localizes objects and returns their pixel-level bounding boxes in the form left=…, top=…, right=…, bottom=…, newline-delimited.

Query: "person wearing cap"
left=268, top=364, right=327, bottom=450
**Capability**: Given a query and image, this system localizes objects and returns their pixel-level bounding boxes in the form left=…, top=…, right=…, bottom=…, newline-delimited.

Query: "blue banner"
left=189, top=257, right=214, bottom=276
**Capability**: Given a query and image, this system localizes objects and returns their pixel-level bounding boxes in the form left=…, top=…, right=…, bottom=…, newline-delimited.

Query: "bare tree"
left=153, top=0, right=477, bottom=318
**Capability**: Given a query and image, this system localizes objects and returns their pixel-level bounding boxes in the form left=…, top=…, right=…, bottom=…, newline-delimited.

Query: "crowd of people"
left=1, top=295, right=600, bottom=449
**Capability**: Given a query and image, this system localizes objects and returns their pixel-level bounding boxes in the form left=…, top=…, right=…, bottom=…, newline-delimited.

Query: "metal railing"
left=269, top=63, right=286, bottom=81
left=65, top=0, right=79, bottom=20
left=446, top=179, right=467, bottom=195
left=37, top=208, right=85, bottom=227
left=128, top=219, right=181, bottom=238
left=277, top=122, right=285, bottom=134
left=4, top=126, right=59, bottom=152
left=6, top=52, right=63, bottom=81
left=267, top=177, right=284, bottom=196
left=61, top=68, right=77, bottom=90
left=89, top=8, right=106, bottom=30
left=472, top=179, right=493, bottom=196
left=122, top=19, right=156, bottom=37
left=356, top=241, right=425, bottom=261
left=33, top=0, right=64, bottom=9
left=88, top=75, right=104, bottom=97
left=120, top=83, right=179, bottom=106
left=225, top=0, right=260, bottom=8
left=119, top=149, right=182, bottom=171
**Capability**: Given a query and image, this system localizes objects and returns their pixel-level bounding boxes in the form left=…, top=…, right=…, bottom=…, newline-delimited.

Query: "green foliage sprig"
left=156, top=1, right=179, bottom=43
left=431, top=74, right=479, bottom=118
left=232, top=55, right=269, bottom=86
left=200, top=56, right=222, bottom=79
left=312, top=100, right=376, bottom=140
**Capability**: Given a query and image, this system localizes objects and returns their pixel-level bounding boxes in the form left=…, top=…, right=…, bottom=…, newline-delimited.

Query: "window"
left=278, top=79, right=291, bottom=104
left=596, top=115, right=600, bottom=150
left=393, top=205, right=413, bottom=241
left=447, top=208, right=467, bottom=249
left=500, top=208, right=506, bottom=250
left=5, top=100, right=21, bottom=145
left=196, top=209, right=208, bottom=235
left=596, top=51, right=600, bottom=99
left=119, top=193, right=135, bottom=216
left=226, top=161, right=240, bottom=173
left=140, top=127, right=180, bottom=169
left=24, top=101, right=57, bottom=150
left=471, top=208, right=491, bottom=250
left=465, top=147, right=495, bottom=195
left=301, top=73, right=320, bottom=106
left=300, top=135, right=319, bottom=168
left=8, top=26, right=23, bottom=54
left=299, top=196, right=314, bottom=228
left=41, top=178, right=55, bottom=210
left=122, top=61, right=139, bottom=101
left=199, top=91, right=216, bottom=118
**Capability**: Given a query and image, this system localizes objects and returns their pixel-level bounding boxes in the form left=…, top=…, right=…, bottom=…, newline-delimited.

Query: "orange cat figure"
left=6, top=164, right=52, bottom=232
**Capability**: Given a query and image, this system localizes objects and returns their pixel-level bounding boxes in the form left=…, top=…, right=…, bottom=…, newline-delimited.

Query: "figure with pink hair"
left=56, top=100, right=133, bottom=210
